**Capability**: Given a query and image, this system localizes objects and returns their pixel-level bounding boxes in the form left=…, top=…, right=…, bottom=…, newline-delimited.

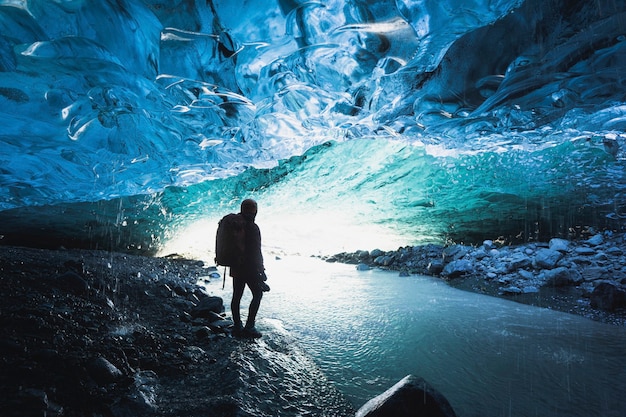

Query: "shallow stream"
left=204, top=256, right=626, bottom=417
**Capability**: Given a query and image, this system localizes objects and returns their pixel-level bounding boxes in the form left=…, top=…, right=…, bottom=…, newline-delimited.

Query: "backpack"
left=215, top=213, right=246, bottom=267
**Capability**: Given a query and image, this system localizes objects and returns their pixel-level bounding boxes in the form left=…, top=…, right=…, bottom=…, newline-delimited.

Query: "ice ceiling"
left=1, top=0, right=626, bottom=255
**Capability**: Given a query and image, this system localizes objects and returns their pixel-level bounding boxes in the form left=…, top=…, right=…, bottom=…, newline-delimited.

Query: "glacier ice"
left=1, top=0, right=626, bottom=255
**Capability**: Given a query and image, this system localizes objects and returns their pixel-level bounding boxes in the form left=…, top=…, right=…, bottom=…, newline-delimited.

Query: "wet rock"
left=208, top=319, right=232, bottom=333
left=442, top=245, right=468, bottom=263
left=500, top=286, right=522, bottom=295
left=590, top=282, right=626, bottom=311
left=533, top=248, right=563, bottom=269
left=195, top=326, right=212, bottom=339
left=357, top=263, right=371, bottom=271
left=549, top=238, right=570, bottom=252
left=190, top=296, right=224, bottom=318
left=575, top=247, right=596, bottom=256
left=427, top=260, right=444, bottom=275
left=53, top=271, right=89, bottom=295
left=374, top=255, right=395, bottom=266
left=88, top=356, right=124, bottom=385
left=356, top=374, right=457, bottom=417
left=442, top=259, right=473, bottom=278
left=507, top=253, right=532, bottom=271
left=581, top=266, right=609, bottom=281
left=587, top=234, right=604, bottom=246
left=542, top=267, right=582, bottom=287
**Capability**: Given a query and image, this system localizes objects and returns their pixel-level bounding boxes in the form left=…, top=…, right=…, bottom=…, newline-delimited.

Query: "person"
left=229, top=198, right=268, bottom=338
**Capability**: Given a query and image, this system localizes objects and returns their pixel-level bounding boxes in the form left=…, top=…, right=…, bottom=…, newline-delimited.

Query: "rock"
left=587, top=234, right=604, bottom=246
left=507, top=253, right=532, bottom=271
left=53, top=271, right=89, bottom=295
left=482, top=240, right=495, bottom=250
left=442, top=259, right=473, bottom=278
left=88, top=357, right=124, bottom=385
left=542, top=267, right=582, bottom=287
left=590, top=282, right=626, bottom=311
left=518, top=269, right=534, bottom=280
left=606, top=246, right=624, bottom=256
left=549, top=238, right=570, bottom=252
left=190, top=296, right=224, bottom=318
left=533, top=249, right=563, bottom=269
left=357, top=263, right=371, bottom=271
left=581, top=266, right=609, bottom=281
left=356, top=374, right=457, bottom=417
left=374, top=255, right=394, bottom=266
left=195, top=326, right=212, bottom=339
left=442, top=245, right=468, bottom=263
left=575, top=247, right=596, bottom=256
left=500, top=286, right=522, bottom=295
left=427, top=260, right=444, bottom=275
left=203, top=310, right=225, bottom=323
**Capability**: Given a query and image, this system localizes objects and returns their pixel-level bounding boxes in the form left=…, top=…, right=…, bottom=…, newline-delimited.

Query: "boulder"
left=507, top=253, right=532, bottom=271
left=533, top=249, right=563, bottom=269
left=427, top=260, right=444, bottom=275
left=442, top=259, right=473, bottom=278
left=587, top=234, right=604, bottom=246
left=190, top=296, right=224, bottom=318
left=442, top=245, right=468, bottom=263
left=581, top=266, right=608, bottom=282
left=543, top=267, right=582, bottom=287
left=548, top=238, right=570, bottom=252
left=356, top=375, right=457, bottom=417
left=590, top=282, right=626, bottom=311
left=88, top=357, right=123, bottom=385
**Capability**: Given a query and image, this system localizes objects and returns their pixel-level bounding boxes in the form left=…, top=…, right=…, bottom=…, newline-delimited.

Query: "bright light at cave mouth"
left=157, top=211, right=409, bottom=264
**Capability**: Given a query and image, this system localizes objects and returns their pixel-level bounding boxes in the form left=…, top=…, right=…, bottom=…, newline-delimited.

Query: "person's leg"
left=231, top=276, right=246, bottom=330
left=244, top=283, right=263, bottom=336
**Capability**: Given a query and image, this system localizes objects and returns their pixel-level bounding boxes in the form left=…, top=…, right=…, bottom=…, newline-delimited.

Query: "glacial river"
left=204, top=255, right=626, bottom=417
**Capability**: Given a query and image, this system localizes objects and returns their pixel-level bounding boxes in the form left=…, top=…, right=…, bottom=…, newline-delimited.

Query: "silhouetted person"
left=230, top=199, right=267, bottom=338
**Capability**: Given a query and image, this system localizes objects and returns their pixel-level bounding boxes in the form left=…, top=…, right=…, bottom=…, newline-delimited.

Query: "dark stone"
left=427, top=260, right=444, bottom=275
left=88, top=357, right=124, bottom=385
left=543, top=267, right=581, bottom=287
left=195, top=326, right=209, bottom=338
left=53, top=271, right=89, bottom=295
left=442, top=245, right=468, bottom=263
left=442, top=259, right=473, bottom=278
left=190, top=296, right=224, bottom=318
left=590, top=282, right=626, bottom=311
left=356, top=375, right=457, bottom=417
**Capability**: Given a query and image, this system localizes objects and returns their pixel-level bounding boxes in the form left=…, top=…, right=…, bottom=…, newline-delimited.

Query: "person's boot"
left=231, top=320, right=244, bottom=337
left=243, top=322, right=262, bottom=338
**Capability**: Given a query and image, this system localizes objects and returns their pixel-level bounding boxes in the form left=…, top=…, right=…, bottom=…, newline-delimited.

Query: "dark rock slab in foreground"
left=356, top=374, right=457, bottom=417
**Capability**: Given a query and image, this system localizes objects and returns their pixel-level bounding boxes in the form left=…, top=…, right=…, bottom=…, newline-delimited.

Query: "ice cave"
left=2, top=1, right=626, bottom=416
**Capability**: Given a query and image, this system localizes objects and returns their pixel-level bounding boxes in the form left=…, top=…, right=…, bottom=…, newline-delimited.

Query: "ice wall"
left=1, top=0, right=626, bottom=253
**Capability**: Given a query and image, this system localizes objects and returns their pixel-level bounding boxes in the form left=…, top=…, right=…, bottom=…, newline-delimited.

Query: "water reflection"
left=203, top=256, right=626, bottom=417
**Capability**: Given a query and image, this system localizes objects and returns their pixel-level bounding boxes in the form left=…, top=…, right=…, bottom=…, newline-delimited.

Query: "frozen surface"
left=1, top=0, right=626, bottom=253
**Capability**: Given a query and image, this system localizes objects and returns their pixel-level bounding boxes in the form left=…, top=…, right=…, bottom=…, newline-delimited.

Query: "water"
left=203, top=256, right=626, bottom=417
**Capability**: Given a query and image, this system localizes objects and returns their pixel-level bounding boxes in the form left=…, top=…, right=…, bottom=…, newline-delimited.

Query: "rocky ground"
left=0, top=246, right=250, bottom=417
left=326, top=231, right=626, bottom=326
left=3, top=230, right=626, bottom=416
left=0, top=245, right=356, bottom=417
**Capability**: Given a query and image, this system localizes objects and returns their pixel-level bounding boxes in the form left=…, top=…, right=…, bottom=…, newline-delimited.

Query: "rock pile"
left=0, top=247, right=239, bottom=417
left=326, top=231, right=626, bottom=324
